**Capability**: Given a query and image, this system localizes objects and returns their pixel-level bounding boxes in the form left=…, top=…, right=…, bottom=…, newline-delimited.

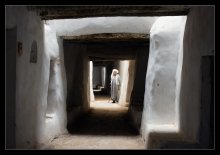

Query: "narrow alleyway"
left=43, top=95, right=145, bottom=149
left=6, top=6, right=214, bottom=150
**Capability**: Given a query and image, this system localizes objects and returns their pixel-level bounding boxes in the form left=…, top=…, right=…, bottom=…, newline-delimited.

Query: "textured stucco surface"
left=179, top=6, right=214, bottom=143
left=48, top=17, right=158, bottom=36
left=6, top=6, right=67, bottom=148
left=141, top=16, right=187, bottom=148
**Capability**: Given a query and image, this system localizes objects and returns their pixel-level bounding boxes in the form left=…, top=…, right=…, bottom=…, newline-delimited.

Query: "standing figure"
left=110, top=69, right=121, bottom=103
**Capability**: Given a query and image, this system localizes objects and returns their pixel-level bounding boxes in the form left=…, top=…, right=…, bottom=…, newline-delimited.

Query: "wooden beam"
left=89, top=56, right=135, bottom=61
left=88, top=50, right=137, bottom=59
left=27, top=6, right=190, bottom=20
left=87, top=44, right=145, bottom=59
left=62, top=33, right=149, bottom=42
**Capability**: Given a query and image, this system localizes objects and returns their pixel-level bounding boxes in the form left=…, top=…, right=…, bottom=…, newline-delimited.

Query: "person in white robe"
left=110, top=69, right=120, bottom=103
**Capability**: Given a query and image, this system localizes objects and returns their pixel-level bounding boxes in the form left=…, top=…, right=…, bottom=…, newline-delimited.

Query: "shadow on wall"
left=178, top=6, right=214, bottom=149
left=6, top=27, right=16, bottom=149
left=6, top=6, right=49, bottom=149
left=63, top=42, right=90, bottom=131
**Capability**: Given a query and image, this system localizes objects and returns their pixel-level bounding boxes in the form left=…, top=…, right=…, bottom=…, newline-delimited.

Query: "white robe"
left=111, top=74, right=120, bottom=101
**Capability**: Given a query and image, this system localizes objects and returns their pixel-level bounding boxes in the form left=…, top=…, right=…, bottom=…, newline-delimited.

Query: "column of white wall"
left=89, top=61, right=95, bottom=101
left=118, top=60, right=129, bottom=106
left=141, top=16, right=187, bottom=148
left=101, top=67, right=106, bottom=87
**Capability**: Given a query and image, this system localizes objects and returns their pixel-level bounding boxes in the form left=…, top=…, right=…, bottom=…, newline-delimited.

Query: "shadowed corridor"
left=43, top=95, right=145, bottom=149
left=6, top=6, right=214, bottom=150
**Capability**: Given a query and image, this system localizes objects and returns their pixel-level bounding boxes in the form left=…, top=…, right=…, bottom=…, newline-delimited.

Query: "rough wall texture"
left=6, top=7, right=160, bottom=149
left=6, top=6, right=66, bottom=148
left=43, top=25, right=67, bottom=146
left=30, top=6, right=190, bottom=20
left=144, top=16, right=186, bottom=125
left=178, top=6, right=214, bottom=145
left=6, top=6, right=45, bottom=148
left=48, top=17, right=158, bottom=37
left=140, top=16, right=187, bottom=148
left=157, top=6, right=214, bottom=149
left=6, top=6, right=41, bottom=148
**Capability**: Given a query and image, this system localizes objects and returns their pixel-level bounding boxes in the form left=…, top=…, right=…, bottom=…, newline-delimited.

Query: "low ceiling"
left=62, top=33, right=149, bottom=43
left=32, top=6, right=189, bottom=63
left=64, top=40, right=148, bottom=61
left=64, top=33, right=149, bottom=61
left=93, top=61, right=115, bottom=67
left=27, top=6, right=190, bottom=20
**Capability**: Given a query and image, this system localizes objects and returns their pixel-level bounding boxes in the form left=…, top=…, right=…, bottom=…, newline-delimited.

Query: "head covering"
left=112, top=69, right=119, bottom=74
left=111, top=69, right=119, bottom=78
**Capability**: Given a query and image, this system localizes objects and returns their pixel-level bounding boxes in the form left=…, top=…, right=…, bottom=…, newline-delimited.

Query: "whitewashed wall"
left=89, top=61, right=95, bottom=102
left=179, top=6, right=214, bottom=143
left=43, top=24, right=67, bottom=146
left=48, top=17, right=158, bottom=36
left=118, top=60, right=130, bottom=106
left=6, top=6, right=158, bottom=148
left=141, top=16, right=187, bottom=148
left=6, top=6, right=67, bottom=148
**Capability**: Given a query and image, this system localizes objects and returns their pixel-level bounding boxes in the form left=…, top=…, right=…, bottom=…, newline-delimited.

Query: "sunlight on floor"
left=90, top=95, right=128, bottom=111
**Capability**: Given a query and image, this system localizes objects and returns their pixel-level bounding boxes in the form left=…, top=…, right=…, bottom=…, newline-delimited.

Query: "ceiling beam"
left=27, top=6, right=190, bottom=20
left=62, top=33, right=149, bottom=42
left=93, top=61, right=113, bottom=67
left=89, top=56, right=135, bottom=61
left=88, top=50, right=136, bottom=59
